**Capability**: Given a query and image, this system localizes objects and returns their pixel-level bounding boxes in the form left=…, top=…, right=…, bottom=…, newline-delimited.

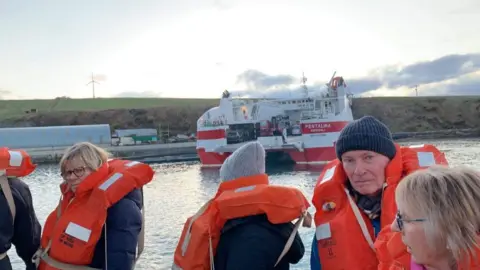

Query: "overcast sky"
left=1, top=0, right=479, bottom=99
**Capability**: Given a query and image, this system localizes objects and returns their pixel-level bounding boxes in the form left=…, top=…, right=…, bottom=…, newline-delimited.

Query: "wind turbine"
left=86, top=73, right=99, bottom=99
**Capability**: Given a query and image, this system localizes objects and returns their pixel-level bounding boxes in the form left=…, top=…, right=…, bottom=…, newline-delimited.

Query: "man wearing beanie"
left=309, top=116, right=449, bottom=270
left=214, top=141, right=305, bottom=270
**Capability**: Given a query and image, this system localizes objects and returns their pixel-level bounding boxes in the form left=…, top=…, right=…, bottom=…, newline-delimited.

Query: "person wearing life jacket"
left=392, top=166, right=480, bottom=270
left=173, top=141, right=310, bottom=270
left=32, top=142, right=154, bottom=270
left=309, top=116, right=449, bottom=270
left=0, top=148, right=41, bottom=270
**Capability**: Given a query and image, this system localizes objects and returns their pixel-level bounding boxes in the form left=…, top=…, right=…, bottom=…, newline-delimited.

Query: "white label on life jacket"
left=65, top=222, right=92, bottom=242
left=316, top=223, right=332, bottom=240
left=409, top=144, right=425, bottom=148
left=99, top=173, right=123, bottom=190
left=125, top=161, right=140, bottom=167
left=320, top=166, right=336, bottom=185
left=235, top=185, right=256, bottom=192
left=417, top=152, right=435, bottom=167
left=8, top=151, right=22, bottom=167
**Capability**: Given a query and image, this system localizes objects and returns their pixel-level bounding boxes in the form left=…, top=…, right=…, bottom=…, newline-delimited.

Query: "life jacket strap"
left=32, top=247, right=101, bottom=270
left=0, top=174, right=16, bottom=223
left=274, top=211, right=313, bottom=267
left=345, top=187, right=376, bottom=251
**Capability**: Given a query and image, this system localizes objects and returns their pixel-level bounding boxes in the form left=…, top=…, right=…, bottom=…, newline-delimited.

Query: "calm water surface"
left=8, top=139, right=480, bottom=269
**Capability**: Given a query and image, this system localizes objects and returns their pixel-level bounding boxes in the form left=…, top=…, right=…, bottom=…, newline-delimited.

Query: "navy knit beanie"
left=336, top=116, right=396, bottom=160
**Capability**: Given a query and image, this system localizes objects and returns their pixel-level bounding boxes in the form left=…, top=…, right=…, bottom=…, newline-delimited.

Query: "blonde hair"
left=60, top=142, right=111, bottom=174
left=396, top=165, right=480, bottom=266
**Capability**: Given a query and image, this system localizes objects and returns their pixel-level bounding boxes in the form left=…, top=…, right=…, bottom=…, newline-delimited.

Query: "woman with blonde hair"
left=391, top=165, right=480, bottom=270
left=32, top=142, right=154, bottom=269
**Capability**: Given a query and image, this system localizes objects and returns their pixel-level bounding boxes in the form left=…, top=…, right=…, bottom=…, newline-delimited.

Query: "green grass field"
left=0, top=98, right=219, bottom=120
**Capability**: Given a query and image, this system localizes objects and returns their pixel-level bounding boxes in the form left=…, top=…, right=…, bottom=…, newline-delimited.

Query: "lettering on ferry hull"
left=301, top=121, right=349, bottom=134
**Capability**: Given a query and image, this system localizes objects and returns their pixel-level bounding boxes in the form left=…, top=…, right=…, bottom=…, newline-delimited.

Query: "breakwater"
left=25, top=142, right=198, bottom=164
left=23, top=128, right=480, bottom=165
left=393, top=128, right=480, bottom=141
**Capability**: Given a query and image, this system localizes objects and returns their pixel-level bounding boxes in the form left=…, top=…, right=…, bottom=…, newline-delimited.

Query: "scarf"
left=346, top=181, right=383, bottom=220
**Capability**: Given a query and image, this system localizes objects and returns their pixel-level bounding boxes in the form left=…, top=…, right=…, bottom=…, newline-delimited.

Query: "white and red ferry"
left=196, top=72, right=354, bottom=167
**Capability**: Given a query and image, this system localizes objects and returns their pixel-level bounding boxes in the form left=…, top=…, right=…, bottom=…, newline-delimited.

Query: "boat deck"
left=214, top=136, right=304, bottom=153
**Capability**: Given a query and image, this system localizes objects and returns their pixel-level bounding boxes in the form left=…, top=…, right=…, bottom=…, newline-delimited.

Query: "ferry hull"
left=197, top=148, right=229, bottom=167
left=197, top=145, right=337, bottom=167
left=285, top=146, right=337, bottom=165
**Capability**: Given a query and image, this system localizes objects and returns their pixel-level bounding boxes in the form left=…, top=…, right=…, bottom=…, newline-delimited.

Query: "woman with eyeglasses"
left=391, top=165, right=480, bottom=270
left=32, top=142, right=154, bottom=270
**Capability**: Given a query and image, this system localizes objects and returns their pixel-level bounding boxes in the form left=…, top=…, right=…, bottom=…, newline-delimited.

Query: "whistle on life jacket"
left=322, top=201, right=336, bottom=212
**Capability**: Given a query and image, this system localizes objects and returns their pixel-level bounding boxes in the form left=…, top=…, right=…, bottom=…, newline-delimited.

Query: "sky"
left=0, top=0, right=479, bottom=99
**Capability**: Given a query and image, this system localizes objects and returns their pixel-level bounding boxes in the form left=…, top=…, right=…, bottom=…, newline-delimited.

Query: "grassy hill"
left=0, top=98, right=218, bottom=119
left=352, top=96, right=480, bottom=132
left=0, top=96, right=479, bottom=134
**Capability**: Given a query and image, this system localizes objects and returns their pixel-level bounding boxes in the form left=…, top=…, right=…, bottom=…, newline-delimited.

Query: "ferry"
left=196, top=72, right=354, bottom=167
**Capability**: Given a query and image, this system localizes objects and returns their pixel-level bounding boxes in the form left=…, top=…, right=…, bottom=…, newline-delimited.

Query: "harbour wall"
left=26, top=142, right=198, bottom=165
left=24, top=128, right=480, bottom=165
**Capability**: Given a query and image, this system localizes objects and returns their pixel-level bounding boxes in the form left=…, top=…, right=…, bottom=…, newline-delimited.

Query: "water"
left=8, top=139, right=480, bottom=269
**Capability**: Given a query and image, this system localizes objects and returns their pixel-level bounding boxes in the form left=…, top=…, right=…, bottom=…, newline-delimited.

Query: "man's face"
left=341, top=150, right=390, bottom=196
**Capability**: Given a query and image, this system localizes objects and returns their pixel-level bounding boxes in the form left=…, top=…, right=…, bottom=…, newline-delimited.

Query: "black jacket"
left=0, top=178, right=41, bottom=270
left=89, top=189, right=143, bottom=270
left=214, top=214, right=305, bottom=270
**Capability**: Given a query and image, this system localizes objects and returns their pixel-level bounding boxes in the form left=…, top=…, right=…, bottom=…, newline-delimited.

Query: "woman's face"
left=391, top=202, right=449, bottom=266
left=61, top=157, right=93, bottom=192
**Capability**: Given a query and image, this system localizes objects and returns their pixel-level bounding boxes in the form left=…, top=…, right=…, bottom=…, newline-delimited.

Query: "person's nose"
left=64, top=172, right=77, bottom=182
left=353, top=162, right=367, bottom=175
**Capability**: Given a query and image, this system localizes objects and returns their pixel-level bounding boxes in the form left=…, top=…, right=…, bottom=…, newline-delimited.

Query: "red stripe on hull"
left=286, top=146, right=337, bottom=164
left=197, top=129, right=226, bottom=140
left=197, top=148, right=230, bottom=166
left=301, top=121, right=349, bottom=134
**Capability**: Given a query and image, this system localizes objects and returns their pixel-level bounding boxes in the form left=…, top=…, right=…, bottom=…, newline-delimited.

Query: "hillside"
left=352, top=96, right=480, bottom=132
left=0, top=96, right=479, bottom=134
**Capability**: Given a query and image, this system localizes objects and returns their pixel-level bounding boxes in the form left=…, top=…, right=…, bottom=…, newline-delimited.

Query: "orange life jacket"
left=33, top=159, right=154, bottom=270
left=0, top=148, right=36, bottom=260
left=311, top=144, right=448, bottom=270
left=172, top=173, right=312, bottom=270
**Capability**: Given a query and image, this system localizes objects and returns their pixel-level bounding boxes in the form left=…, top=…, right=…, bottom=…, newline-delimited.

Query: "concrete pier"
left=20, top=128, right=480, bottom=165
left=24, top=142, right=198, bottom=164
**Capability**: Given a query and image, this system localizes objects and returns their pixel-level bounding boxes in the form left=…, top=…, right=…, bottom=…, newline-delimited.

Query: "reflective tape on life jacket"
left=173, top=173, right=312, bottom=270
left=34, top=159, right=153, bottom=270
left=0, top=175, right=15, bottom=223
left=312, top=143, right=448, bottom=270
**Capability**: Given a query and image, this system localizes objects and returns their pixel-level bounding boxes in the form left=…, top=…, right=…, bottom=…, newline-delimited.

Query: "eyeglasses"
left=396, top=211, right=426, bottom=231
left=61, top=166, right=86, bottom=179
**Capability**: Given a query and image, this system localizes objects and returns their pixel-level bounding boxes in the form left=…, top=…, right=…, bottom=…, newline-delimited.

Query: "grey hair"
left=396, top=165, right=480, bottom=267
left=60, top=142, right=111, bottom=174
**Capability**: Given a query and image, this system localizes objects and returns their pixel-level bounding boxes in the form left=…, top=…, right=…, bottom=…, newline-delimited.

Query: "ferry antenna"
left=301, top=71, right=308, bottom=96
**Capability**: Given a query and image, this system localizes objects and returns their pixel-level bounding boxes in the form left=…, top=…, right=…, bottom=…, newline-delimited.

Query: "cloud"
left=236, top=69, right=296, bottom=90
left=0, top=88, right=17, bottom=99
left=114, top=91, right=162, bottom=98
left=230, top=53, right=480, bottom=97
